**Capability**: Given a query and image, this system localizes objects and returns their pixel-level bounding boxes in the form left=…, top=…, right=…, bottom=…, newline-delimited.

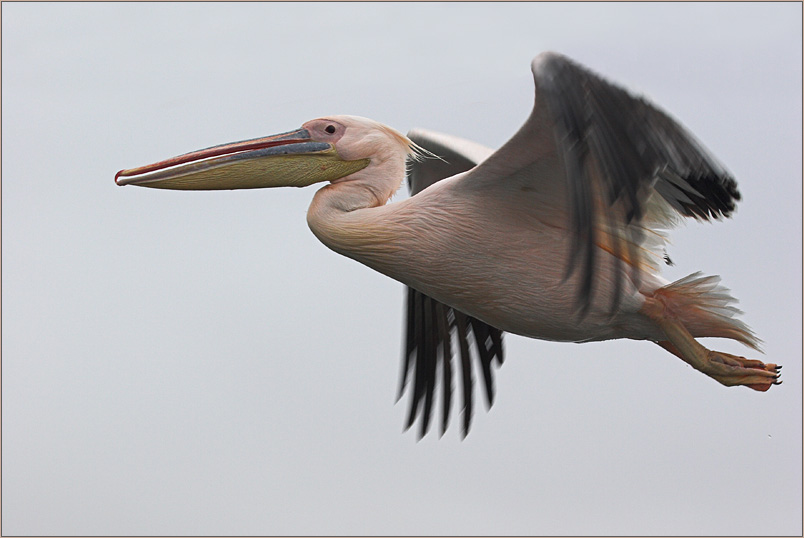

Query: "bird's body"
left=309, top=159, right=659, bottom=344
left=116, top=52, right=781, bottom=436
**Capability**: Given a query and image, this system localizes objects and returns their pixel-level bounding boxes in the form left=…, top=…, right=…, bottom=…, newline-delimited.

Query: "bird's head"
left=115, top=115, right=422, bottom=191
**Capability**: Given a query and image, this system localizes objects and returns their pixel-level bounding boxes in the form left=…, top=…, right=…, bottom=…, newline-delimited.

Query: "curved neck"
left=306, top=160, right=406, bottom=263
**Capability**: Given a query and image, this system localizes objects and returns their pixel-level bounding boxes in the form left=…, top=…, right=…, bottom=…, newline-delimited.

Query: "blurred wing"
left=399, top=129, right=504, bottom=438
left=465, top=52, right=741, bottom=314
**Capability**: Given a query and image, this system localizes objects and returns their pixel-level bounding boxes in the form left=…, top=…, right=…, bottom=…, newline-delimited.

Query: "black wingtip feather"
left=399, top=289, right=505, bottom=438
left=434, top=302, right=453, bottom=436
left=419, top=296, right=437, bottom=438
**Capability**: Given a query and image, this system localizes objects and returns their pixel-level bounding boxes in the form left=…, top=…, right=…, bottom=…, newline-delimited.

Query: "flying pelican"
left=116, top=52, right=780, bottom=437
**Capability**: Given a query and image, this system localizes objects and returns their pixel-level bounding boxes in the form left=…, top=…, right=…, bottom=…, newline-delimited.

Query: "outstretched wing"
left=465, top=52, right=741, bottom=315
left=399, top=129, right=504, bottom=438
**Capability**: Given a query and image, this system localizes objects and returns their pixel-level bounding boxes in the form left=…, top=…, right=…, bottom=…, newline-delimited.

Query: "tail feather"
left=654, top=272, right=762, bottom=351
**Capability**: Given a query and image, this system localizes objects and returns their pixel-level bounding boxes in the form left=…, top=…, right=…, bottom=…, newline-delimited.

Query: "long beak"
left=115, top=128, right=369, bottom=190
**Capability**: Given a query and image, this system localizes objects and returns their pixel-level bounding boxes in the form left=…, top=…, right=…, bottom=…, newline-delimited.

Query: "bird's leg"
left=641, top=297, right=781, bottom=391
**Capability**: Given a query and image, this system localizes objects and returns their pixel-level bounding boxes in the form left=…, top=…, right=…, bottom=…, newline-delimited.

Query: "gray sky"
left=2, top=2, right=801, bottom=536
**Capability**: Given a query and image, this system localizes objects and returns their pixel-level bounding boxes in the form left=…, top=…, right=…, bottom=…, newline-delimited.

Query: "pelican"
left=116, top=52, right=780, bottom=437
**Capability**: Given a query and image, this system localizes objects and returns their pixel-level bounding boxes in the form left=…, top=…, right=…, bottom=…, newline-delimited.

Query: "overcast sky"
left=2, top=2, right=801, bottom=536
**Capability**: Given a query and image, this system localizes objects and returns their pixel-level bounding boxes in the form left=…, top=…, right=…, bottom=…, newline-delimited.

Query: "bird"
left=116, top=52, right=780, bottom=437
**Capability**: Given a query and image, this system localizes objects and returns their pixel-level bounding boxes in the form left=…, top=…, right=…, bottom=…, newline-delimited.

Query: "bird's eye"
left=325, top=125, right=336, bottom=134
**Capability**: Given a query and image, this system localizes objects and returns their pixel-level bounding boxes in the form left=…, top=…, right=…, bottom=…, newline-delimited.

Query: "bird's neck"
left=306, top=164, right=405, bottom=264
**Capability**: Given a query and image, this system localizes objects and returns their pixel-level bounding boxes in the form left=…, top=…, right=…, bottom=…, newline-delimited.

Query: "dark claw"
left=776, top=365, right=782, bottom=370
left=772, top=380, right=783, bottom=385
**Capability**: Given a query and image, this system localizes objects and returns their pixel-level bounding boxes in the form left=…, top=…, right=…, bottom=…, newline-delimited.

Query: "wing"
left=464, top=52, right=741, bottom=314
left=398, top=129, right=504, bottom=438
